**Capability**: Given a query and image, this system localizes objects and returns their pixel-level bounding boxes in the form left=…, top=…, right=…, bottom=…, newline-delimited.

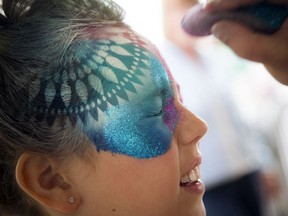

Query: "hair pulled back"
left=0, top=0, right=124, bottom=215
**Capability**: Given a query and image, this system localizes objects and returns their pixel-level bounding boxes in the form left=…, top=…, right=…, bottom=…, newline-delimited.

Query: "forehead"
left=73, top=26, right=172, bottom=100
left=29, top=25, right=175, bottom=125
left=82, top=25, right=174, bottom=78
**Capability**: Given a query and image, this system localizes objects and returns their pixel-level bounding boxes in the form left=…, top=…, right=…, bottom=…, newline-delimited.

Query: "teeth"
left=189, top=168, right=198, bottom=182
left=180, top=166, right=200, bottom=184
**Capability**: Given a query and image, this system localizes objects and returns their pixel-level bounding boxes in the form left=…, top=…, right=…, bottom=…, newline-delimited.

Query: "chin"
left=189, top=199, right=206, bottom=216
left=195, top=201, right=206, bottom=216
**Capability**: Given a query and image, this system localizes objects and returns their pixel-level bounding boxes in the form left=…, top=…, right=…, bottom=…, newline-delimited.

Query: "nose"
left=175, top=104, right=208, bottom=146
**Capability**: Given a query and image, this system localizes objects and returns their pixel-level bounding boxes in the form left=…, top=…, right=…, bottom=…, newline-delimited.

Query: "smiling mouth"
left=180, top=166, right=200, bottom=187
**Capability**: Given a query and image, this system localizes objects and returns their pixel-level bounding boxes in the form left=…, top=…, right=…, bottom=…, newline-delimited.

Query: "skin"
left=16, top=27, right=208, bottom=216
left=204, top=0, right=288, bottom=85
left=69, top=38, right=207, bottom=215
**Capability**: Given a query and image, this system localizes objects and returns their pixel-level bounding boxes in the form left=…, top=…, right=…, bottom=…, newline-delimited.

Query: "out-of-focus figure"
left=115, top=0, right=288, bottom=215
left=160, top=0, right=286, bottom=215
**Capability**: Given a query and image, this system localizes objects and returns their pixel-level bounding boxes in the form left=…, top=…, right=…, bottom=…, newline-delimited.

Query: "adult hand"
left=205, top=0, right=288, bottom=85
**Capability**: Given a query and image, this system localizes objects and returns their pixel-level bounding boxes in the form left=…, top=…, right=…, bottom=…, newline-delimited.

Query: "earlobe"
left=15, top=153, right=81, bottom=213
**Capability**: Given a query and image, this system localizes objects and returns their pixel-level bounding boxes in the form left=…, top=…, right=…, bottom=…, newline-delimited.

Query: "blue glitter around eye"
left=84, top=49, right=178, bottom=159
left=148, top=56, right=178, bottom=134
left=84, top=54, right=177, bottom=159
left=102, top=103, right=172, bottom=159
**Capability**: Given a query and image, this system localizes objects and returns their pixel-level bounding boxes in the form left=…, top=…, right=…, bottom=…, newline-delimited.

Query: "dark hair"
left=0, top=0, right=124, bottom=215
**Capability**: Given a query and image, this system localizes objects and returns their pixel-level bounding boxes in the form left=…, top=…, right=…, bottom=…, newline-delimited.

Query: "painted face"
left=29, top=26, right=178, bottom=159
left=26, top=26, right=207, bottom=216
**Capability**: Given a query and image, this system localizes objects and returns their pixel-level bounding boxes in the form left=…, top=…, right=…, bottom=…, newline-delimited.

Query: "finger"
left=211, top=20, right=277, bottom=63
left=204, top=0, right=263, bottom=12
left=204, top=0, right=287, bottom=12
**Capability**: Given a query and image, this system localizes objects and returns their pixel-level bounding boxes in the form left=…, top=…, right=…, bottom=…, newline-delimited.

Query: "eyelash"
left=146, top=90, right=170, bottom=118
left=153, top=109, right=163, bottom=116
left=146, top=107, right=163, bottom=117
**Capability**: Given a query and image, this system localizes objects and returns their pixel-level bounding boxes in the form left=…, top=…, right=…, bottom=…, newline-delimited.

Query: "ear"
left=15, top=153, right=81, bottom=213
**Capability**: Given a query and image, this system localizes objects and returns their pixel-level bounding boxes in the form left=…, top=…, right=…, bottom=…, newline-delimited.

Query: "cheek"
left=73, top=146, right=180, bottom=215
left=97, top=145, right=180, bottom=214
left=136, top=145, right=180, bottom=212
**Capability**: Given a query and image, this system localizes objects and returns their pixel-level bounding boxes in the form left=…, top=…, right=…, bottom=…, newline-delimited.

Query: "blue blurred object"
left=182, top=2, right=288, bottom=36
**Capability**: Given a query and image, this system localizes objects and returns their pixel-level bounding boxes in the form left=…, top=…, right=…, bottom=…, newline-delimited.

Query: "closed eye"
left=143, top=94, right=163, bottom=117
left=147, top=108, right=163, bottom=117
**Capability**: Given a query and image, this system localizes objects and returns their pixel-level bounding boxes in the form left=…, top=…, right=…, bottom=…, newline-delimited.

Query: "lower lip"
left=181, top=180, right=205, bottom=194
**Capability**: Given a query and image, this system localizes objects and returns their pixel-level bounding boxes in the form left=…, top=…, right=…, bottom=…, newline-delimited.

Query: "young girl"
left=0, top=0, right=207, bottom=215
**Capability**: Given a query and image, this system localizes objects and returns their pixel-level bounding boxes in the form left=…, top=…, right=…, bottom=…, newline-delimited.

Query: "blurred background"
left=1, top=0, right=287, bottom=215
left=115, top=0, right=288, bottom=215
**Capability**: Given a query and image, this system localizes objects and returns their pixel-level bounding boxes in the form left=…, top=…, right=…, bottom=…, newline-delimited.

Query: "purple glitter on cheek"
left=163, top=96, right=179, bottom=132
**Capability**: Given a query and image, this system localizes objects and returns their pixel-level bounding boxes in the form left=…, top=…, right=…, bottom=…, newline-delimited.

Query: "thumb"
left=211, top=20, right=272, bottom=63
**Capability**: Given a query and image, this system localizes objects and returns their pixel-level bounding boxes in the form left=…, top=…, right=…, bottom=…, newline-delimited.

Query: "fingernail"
left=203, top=0, right=218, bottom=11
left=211, top=24, right=229, bottom=43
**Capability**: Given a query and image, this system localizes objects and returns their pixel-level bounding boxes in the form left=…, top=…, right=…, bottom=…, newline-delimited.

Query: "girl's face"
left=61, top=27, right=207, bottom=216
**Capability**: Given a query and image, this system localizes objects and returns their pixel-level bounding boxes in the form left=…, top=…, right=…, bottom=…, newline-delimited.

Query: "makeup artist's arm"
left=205, top=0, right=288, bottom=85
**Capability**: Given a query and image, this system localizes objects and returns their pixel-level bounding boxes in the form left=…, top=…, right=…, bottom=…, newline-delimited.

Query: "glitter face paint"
left=28, top=27, right=179, bottom=159
left=100, top=54, right=178, bottom=158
